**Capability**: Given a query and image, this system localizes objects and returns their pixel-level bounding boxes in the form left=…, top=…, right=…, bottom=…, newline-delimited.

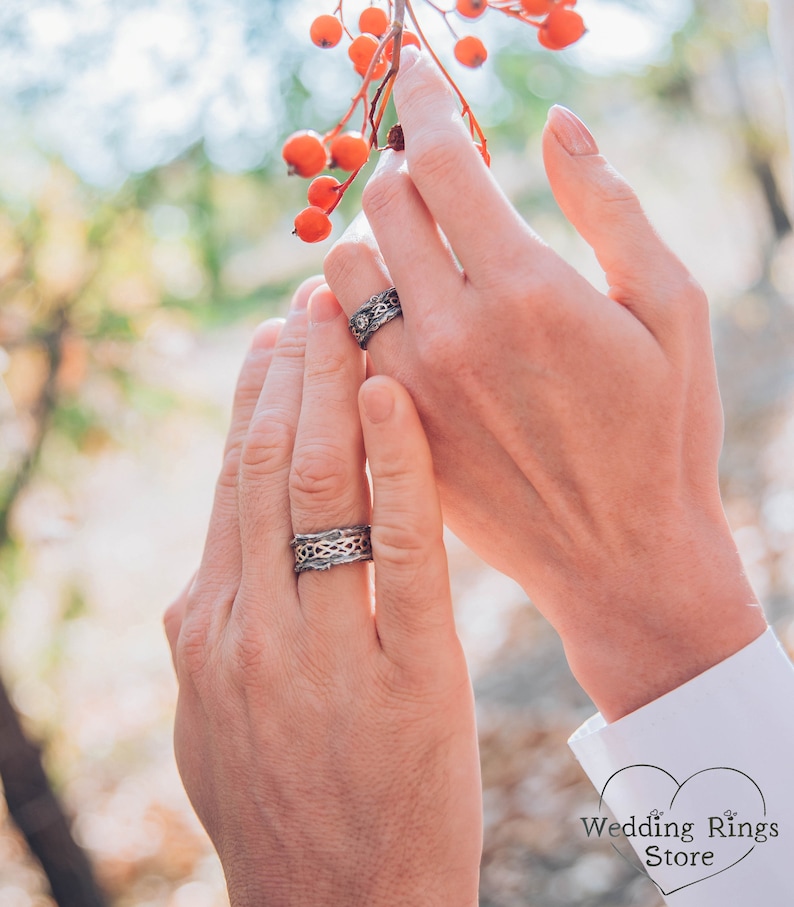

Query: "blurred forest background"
left=0, top=1, right=793, bottom=905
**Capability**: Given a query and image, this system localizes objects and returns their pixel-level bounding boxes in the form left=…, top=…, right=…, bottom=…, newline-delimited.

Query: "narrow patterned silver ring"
left=290, top=524, right=373, bottom=573
left=348, top=287, right=402, bottom=350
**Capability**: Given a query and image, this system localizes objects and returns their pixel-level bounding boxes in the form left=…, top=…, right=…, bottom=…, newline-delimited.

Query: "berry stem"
left=422, top=0, right=461, bottom=40
left=334, top=1, right=355, bottom=40
left=369, top=72, right=396, bottom=139
left=392, top=0, right=407, bottom=66
left=323, top=170, right=359, bottom=216
left=487, top=1, right=544, bottom=27
left=323, top=2, right=405, bottom=148
left=365, top=0, right=405, bottom=139
left=360, top=22, right=400, bottom=133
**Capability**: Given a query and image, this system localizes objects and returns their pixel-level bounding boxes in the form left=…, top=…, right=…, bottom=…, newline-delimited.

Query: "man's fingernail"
left=362, top=379, right=394, bottom=424
left=291, top=289, right=310, bottom=311
left=251, top=318, right=284, bottom=350
left=309, top=289, right=341, bottom=324
left=548, top=105, right=598, bottom=156
left=291, top=275, right=323, bottom=310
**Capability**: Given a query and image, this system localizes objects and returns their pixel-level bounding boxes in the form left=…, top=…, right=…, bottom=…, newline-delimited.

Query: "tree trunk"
left=0, top=674, right=108, bottom=907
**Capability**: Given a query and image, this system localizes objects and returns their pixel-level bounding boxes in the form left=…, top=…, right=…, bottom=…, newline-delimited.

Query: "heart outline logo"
left=598, top=764, right=767, bottom=895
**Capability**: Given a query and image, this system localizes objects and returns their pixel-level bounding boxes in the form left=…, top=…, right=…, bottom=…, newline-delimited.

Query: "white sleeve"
left=568, top=628, right=794, bottom=905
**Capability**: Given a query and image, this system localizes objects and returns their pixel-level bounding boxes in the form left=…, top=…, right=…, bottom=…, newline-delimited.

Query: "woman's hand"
left=323, top=50, right=766, bottom=721
left=164, top=278, right=482, bottom=907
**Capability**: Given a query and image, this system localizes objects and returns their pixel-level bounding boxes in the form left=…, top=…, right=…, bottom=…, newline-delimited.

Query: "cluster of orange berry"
left=454, top=0, right=586, bottom=55
left=285, top=131, right=369, bottom=243
left=286, top=0, right=587, bottom=243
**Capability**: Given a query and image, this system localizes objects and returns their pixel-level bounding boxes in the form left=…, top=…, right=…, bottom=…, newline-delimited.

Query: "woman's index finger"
left=394, top=49, right=539, bottom=281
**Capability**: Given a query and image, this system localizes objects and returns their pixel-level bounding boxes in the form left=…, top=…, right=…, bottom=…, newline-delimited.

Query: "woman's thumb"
left=542, top=106, right=696, bottom=339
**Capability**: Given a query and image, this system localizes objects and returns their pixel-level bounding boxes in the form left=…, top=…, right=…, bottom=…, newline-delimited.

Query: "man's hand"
left=165, top=278, right=481, bottom=907
left=323, top=50, right=766, bottom=721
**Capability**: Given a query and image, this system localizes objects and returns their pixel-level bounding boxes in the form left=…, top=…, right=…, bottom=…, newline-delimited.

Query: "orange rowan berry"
left=307, top=175, right=342, bottom=210
left=310, top=14, right=343, bottom=48
left=330, top=131, right=370, bottom=171
left=384, top=31, right=420, bottom=60
left=348, top=34, right=379, bottom=68
left=456, top=0, right=488, bottom=19
left=359, top=6, right=390, bottom=37
left=538, top=7, right=585, bottom=49
left=520, top=0, right=553, bottom=15
left=293, top=206, right=332, bottom=243
left=354, top=54, right=388, bottom=79
left=282, top=130, right=328, bottom=178
left=454, top=35, right=488, bottom=68
left=375, top=55, right=389, bottom=78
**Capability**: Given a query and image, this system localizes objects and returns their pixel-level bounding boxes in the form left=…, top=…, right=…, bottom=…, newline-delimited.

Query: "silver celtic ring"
left=348, top=287, right=402, bottom=350
left=290, top=524, right=373, bottom=573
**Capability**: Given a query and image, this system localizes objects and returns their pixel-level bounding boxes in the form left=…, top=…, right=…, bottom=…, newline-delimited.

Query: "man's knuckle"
left=271, top=328, right=306, bottom=362
left=240, top=415, right=293, bottom=477
left=227, top=628, right=271, bottom=679
left=306, top=346, right=348, bottom=385
left=216, top=445, right=242, bottom=491
left=229, top=379, right=262, bottom=427
left=290, top=443, right=350, bottom=505
left=373, top=520, right=433, bottom=570
left=175, top=613, right=213, bottom=679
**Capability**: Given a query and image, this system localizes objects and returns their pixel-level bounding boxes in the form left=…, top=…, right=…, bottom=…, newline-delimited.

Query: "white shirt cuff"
left=568, top=628, right=794, bottom=905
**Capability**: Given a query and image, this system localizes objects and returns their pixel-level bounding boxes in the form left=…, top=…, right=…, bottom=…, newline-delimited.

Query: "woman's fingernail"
left=398, top=45, right=420, bottom=72
left=309, top=289, right=341, bottom=324
left=362, top=379, right=394, bottom=424
left=374, top=147, right=399, bottom=173
left=548, top=105, right=598, bottom=156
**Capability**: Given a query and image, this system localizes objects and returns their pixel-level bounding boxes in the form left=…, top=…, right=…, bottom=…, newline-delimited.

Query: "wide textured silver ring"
left=290, top=524, right=373, bottom=573
left=348, top=286, right=402, bottom=350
